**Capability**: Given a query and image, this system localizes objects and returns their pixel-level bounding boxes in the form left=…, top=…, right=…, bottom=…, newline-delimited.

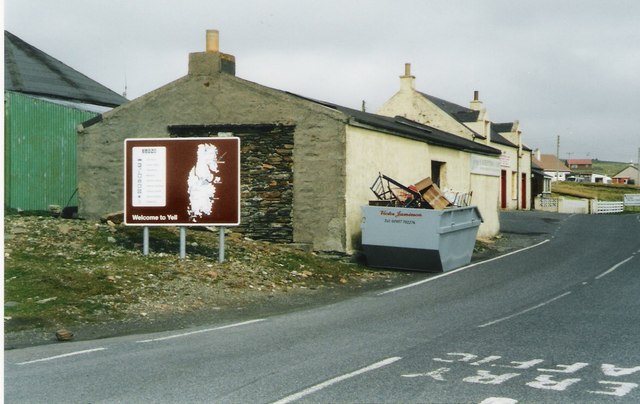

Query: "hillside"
left=570, top=159, right=632, bottom=177
left=552, top=181, right=639, bottom=201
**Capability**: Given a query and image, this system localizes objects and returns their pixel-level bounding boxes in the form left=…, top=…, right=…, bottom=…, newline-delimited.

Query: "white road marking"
left=378, top=240, right=550, bottom=295
left=272, top=357, right=402, bottom=404
left=588, top=381, right=638, bottom=397
left=538, top=362, right=589, bottom=373
left=601, top=364, right=640, bottom=376
left=463, top=370, right=520, bottom=385
left=136, top=319, right=265, bottom=343
left=479, top=398, right=518, bottom=404
left=16, top=347, right=106, bottom=365
left=402, top=367, right=450, bottom=381
left=526, top=375, right=581, bottom=391
left=595, top=256, right=635, bottom=280
left=478, top=292, right=572, bottom=328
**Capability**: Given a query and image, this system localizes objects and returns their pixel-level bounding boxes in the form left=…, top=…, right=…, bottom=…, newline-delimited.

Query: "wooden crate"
left=413, top=177, right=451, bottom=210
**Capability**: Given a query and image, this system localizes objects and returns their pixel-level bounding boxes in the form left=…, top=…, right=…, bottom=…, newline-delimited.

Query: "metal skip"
left=362, top=173, right=482, bottom=272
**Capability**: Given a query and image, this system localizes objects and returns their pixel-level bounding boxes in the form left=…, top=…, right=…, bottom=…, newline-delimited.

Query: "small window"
left=431, top=161, right=445, bottom=188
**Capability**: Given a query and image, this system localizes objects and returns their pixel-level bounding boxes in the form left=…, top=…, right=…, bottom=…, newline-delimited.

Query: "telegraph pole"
left=556, top=135, right=560, bottom=182
left=637, top=147, right=640, bottom=185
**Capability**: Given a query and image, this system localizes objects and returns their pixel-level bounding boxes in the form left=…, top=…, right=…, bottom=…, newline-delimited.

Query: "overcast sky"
left=5, top=0, right=640, bottom=163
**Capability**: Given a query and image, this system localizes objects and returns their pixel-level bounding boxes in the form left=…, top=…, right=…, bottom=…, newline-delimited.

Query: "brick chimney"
left=188, top=29, right=236, bottom=76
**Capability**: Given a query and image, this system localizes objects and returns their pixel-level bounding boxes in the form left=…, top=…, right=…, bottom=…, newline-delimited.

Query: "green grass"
left=587, top=160, right=631, bottom=177
left=551, top=181, right=640, bottom=213
left=551, top=181, right=639, bottom=201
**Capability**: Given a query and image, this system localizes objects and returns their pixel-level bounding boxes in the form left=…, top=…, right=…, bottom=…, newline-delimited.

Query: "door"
left=521, top=173, right=527, bottom=209
left=500, top=170, right=507, bottom=209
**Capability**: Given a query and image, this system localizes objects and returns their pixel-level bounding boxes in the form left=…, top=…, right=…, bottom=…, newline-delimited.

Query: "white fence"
left=591, top=200, right=625, bottom=214
left=535, top=196, right=632, bottom=214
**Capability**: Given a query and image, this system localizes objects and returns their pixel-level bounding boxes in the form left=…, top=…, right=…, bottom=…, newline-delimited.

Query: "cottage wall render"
left=377, top=74, right=475, bottom=141
left=344, top=125, right=500, bottom=252
left=377, top=66, right=531, bottom=213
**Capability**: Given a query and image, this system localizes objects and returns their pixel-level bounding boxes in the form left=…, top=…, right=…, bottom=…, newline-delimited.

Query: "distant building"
left=566, top=159, right=592, bottom=169
left=4, top=31, right=127, bottom=212
left=532, top=151, right=571, bottom=182
left=531, top=160, right=552, bottom=196
left=567, top=173, right=611, bottom=184
left=612, top=165, right=640, bottom=185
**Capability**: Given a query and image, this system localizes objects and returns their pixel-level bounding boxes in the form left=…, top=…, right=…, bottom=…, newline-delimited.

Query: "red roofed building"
left=566, top=159, right=592, bottom=169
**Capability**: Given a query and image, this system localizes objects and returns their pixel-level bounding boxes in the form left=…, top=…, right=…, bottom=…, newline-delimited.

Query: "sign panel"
left=470, top=155, right=501, bottom=177
left=131, top=146, right=166, bottom=207
left=624, top=194, right=640, bottom=207
left=124, top=137, right=240, bottom=226
left=500, top=151, right=511, bottom=167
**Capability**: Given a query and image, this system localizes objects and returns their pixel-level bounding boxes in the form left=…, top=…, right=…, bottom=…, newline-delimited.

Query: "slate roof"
left=4, top=31, right=127, bottom=107
left=420, top=92, right=480, bottom=123
left=418, top=92, right=532, bottom=152
left=287, top=92, right=501, bottom=156
left=493, top=122, right=516, bottom=132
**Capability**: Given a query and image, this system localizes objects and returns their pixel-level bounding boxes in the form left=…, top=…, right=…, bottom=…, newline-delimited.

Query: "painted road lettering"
left=401, top=351, right=639, bottom=398
left=526, top=375, right=581, bottom=391
left=463, top=370, right=521, bottom=385
left=589, top=381, right=639, bottom=397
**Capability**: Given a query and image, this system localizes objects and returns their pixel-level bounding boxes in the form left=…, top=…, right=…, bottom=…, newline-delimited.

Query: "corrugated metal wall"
left=4, top=92, right=97, bottom=211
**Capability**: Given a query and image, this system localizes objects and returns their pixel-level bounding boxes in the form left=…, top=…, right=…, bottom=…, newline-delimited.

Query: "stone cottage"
left=78, top=31, right=502, bottom=253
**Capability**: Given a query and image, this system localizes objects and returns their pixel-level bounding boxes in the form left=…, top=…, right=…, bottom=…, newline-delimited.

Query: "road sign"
left=124, top=137, right=240, bottom=226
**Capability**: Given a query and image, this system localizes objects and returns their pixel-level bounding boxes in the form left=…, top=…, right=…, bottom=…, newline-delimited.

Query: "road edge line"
left=378, top=239, right=550, bottom=295
left=136, top=319, right=265, bottom=343
left=272, top=356, right=402, bottom=404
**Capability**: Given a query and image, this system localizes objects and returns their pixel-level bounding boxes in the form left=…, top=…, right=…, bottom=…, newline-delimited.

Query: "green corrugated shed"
left=4, top=31, right=127, bottom=212
left=4, top=92, right=97, bottom=211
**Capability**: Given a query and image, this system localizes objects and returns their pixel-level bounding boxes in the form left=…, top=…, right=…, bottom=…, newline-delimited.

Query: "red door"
left=521, top=173, right=527, bottom=209
left=500, top=170, right=507, bottom=209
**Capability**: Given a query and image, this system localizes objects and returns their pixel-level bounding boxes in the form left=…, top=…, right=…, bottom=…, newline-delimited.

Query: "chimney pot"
left=474, top=90, right=479, bottom=101
left=404, top=63, right=411, bottom=76
left=206, top=29, right=220, bottom=53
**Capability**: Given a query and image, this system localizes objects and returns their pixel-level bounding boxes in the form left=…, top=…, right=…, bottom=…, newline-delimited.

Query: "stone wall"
left=78, top=69, right=347, bottom=251
left=169, top=124, right=294, bottom=243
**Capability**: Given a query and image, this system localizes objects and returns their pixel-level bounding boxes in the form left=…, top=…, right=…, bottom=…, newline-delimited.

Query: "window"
left=431, top=161, right=445, bottom=188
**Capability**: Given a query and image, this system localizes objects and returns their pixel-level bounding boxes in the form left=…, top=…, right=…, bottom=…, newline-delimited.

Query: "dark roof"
left=420, top=91, right=532, bottom=152
left=4, top=31, right=127, bottom=107
left=419, top=92, right=480, bottom=123
left=492, top=122, right=515, bottom=132
left=287, top=92, right=500, bottom=156
left=489, top=126, right=517, bottom=148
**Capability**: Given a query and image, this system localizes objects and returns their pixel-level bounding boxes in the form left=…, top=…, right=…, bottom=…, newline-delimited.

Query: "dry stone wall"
left=170, top=124, right=294, bottom=243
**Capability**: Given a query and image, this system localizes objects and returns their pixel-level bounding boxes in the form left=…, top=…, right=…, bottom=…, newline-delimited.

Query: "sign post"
left=124, top=137, right=240, bottom=261
left=219, top=226, right=225, bottom=263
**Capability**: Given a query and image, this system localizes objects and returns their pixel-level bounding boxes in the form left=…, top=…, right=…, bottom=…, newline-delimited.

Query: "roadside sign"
left=124, top=137, right=240, bottom=226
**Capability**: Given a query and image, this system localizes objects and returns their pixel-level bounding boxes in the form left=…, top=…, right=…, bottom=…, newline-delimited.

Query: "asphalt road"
left=5, top=212, right=640, bottom=403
